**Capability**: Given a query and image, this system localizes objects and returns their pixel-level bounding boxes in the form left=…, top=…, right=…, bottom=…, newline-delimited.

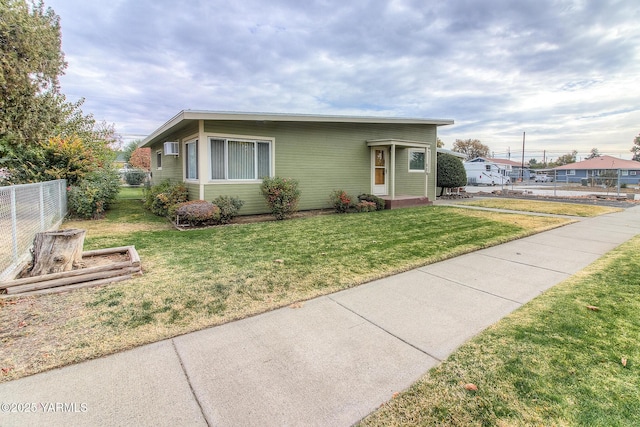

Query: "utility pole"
left=520, top=132, right=525, bottom=182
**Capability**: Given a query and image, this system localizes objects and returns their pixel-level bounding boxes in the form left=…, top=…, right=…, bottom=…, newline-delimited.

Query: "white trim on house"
left=141, top=111, right=454, bottom=148
left=207, top=135, right=274, bottom=182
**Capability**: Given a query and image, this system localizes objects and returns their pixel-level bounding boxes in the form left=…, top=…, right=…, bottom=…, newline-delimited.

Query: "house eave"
left=141, top=110, right=454, bottom=147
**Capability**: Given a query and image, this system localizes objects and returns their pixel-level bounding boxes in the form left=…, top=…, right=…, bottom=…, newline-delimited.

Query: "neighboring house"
left=140, top=111, right=454, bottom=214
left=553, top=156, right=640, bottom=185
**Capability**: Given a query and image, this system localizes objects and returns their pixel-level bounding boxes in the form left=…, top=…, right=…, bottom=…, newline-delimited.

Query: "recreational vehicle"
left=464, top=161, right=511, bottom=186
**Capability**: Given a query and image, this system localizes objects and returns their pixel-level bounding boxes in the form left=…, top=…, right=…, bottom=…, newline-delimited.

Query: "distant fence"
left=0, top=180, right=67, bottom=280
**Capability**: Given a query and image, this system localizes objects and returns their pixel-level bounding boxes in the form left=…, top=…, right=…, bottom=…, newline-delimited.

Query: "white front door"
left=372, top=148, right=388, bottom=196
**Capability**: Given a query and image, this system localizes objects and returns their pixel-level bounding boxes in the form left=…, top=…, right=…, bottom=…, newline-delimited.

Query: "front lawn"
left=1, top=195, right=571, bottom=382
left=360, top=234, right=640, bottom=426
left=459, top=198, right=622, bottom=217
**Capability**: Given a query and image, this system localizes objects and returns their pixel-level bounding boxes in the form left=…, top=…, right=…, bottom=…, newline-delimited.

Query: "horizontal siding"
left=149, top=119, right=439, bottom=214
left=203, top=183, right=266, bottom=215
left=149, top=122, right=199, bottom=185
left=394, top=148, right=428, bottom=197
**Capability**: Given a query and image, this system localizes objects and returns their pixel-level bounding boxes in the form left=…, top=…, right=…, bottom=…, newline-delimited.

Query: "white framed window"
left=156, top=150, right=162, bottom=170
left=408, top=149, right=426, bottom=172
left=209, top=137, right=272, bottom=180
left=622, top=170, right=629, bottom=176
left=631, top=171, right=637, bottom=176
left=409, top=148, right=426, bottom=173
left=185, top=139, right=198, bottom=180
left=568, top=169, right=575, bottom=175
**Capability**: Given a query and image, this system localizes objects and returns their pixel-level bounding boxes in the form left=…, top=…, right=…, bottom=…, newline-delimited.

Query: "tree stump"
left=29, top=229, right=86, bottom=276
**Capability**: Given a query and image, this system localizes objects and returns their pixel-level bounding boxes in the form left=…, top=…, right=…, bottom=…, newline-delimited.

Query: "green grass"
left=459, top=198, right=622, bottom=217
left=1, top=195, right=571, bottom=382
left=117, top=186, right=145, bottom=199
left=360, top=235, right=640, bottom=426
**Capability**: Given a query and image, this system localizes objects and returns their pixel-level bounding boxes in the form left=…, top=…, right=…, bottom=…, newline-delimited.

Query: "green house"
left=140, top=111, right=454, bottom=214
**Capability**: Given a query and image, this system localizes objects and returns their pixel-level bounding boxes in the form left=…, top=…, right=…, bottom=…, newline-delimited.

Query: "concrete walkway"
left=2, top=206, right=639, bottom=427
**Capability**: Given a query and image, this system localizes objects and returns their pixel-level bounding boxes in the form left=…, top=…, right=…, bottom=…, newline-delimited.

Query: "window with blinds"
left=210, top=137, right=271, bottom=180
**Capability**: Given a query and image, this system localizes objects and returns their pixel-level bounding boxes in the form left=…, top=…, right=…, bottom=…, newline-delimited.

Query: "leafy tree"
left=436, top=138, right=444, bottom=148
left=122, top=140, right=140, bottom=163
left=550, top=150, right=577, bottom=167
left=0, top=0, right=116, bottom=184
left=585, top=148, right=601, bottom=160
left=129, top=147, right=151, bottom=170
left=452, top=139, right=490, bottom=160
left=437, top=153, right=467, bottom=196
left=631, top=133, right=640, bottom=161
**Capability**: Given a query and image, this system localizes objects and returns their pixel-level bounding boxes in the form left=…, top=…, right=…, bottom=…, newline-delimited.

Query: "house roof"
left=553, top=155, right=640, bottom=170
left=486, top=158, right=527, bottom=167
left=141, top=110, right=455, bottom=147
left=437, top=148, right=466, bottom=158
left=469, top=157, right=527, bottom=167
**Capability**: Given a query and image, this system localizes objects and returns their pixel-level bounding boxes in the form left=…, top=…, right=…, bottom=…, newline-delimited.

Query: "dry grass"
left=459, top=198, right=622, bottom=217
left=1, top=199, right=572, bottom=383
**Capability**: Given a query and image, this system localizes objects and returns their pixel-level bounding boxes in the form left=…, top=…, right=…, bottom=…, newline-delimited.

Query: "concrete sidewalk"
left=2, top=206, right=639, bottom=427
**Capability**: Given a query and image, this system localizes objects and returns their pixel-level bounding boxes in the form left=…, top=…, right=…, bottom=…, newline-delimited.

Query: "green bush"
left=260, top=176, right=300, bottom=220
left=124, top=168, right=146, bottom=186
left=357, top=193, right=386, bottom=210
left=143, top=180, right=189, bottom=217
left=67, top=169, right=120, bottom=219
left=437, top=153, right=467, bottom=196
left=329, top=189, right=353, bottom=213
left=212, top=195, right=245, bottom=224
left=174, top=200, right=221, bottom=226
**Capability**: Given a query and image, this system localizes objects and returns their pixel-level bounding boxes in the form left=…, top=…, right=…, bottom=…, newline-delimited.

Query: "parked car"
left=534, top=174, right=554, bottom=182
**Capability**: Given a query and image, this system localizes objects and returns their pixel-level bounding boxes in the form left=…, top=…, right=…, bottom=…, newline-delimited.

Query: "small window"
left=185, top=139, right=198, bottom=180
left=408, top=149, right=426, bottom=172
left=622, top=170, right=629, bottom=176
left=156, top=150, right=162, bottom=170
left=485, top=165, right=491, bottom=172
left=567, top=169, right=575, bottom=175
left=631, top=171, right=637, bottom=176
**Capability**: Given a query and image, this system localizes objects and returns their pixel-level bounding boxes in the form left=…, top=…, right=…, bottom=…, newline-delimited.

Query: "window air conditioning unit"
left=164, top=141, right=179, bottom=156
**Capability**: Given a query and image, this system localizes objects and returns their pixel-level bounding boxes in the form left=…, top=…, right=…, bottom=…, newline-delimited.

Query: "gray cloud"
left=46, top=0, right=640, bottom=158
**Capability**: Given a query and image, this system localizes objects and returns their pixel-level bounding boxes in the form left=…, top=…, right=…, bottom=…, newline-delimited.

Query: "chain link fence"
left=0, top=180, right=67, bottom=280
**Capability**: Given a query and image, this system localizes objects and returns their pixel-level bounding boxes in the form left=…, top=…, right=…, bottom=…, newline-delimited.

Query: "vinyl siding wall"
left=150, top=122, right=199, bottom=183
left=150, top=120, right=437, bottom=214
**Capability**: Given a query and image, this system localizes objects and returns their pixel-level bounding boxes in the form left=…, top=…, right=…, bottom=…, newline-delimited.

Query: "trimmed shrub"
left=357, top=193, right=386, bottom=210
left=174, top=200, right=221, bottom=226
left=143, top=180, right=189, bottom=217
left=124, top=168, right=146, bottom=186
left=437, top=153, right=467, bottom=196
left=260, top=176, right=300, bottom=220
left=354, top=201, right=377, bottom=212
left=212, top=195, right=245, bottom=224
left=329, top=190, right=353, bottom=213
left=67, top=169, right=120, bottom=219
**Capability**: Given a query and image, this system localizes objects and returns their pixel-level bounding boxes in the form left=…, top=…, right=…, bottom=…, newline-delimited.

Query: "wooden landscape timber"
left=0, top=246, right=141, bottom=297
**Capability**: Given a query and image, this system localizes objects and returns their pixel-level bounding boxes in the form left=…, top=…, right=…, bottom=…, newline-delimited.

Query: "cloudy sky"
left=45, top=0, right=639, bottom=162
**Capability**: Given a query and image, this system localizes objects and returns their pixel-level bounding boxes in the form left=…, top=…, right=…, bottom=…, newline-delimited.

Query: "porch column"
left=198, top=120, right=206, bottom=200
left=424, top=146, right=429, bottom=198
left=390, top=143, right=396, bottom=199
